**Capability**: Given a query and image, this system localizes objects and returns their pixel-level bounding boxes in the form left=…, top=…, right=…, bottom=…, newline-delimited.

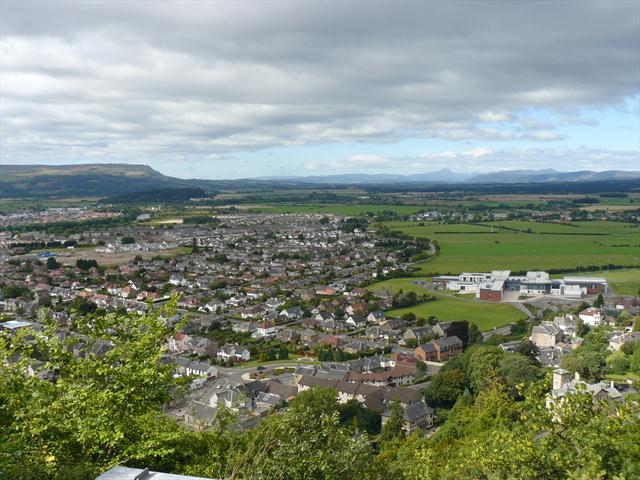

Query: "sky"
left=1, top=0, right=639, bottom=179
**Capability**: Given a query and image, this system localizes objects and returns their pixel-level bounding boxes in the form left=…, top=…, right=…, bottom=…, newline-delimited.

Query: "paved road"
left=218, top=361, right=314, bottom=385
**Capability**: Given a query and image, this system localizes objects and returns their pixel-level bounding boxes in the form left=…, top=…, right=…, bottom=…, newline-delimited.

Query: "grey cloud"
left=1, top=1, right=638, bottom=169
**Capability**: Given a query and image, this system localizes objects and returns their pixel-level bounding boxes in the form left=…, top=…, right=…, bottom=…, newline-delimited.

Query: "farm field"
left=247, top=204, right=425, bottom=215
left=368, top=278, right=526, bottom=331
left=383, top=220, right=639, bottom=275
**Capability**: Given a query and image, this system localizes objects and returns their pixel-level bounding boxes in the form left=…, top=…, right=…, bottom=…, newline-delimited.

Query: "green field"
left=600, top=269, right=640, bottom=296
left=368, top=278, right=526, bottom=331
left=247, top=204, right=425, bottom=215
left=383, top=220, right=639, bottom=275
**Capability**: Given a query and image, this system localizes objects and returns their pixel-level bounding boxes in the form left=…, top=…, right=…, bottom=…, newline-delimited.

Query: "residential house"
left=381, top=402, right=434, bottom=434
left=346, top=314, right=367, bottom=329
left=402, top=326, right=434, bottom=345
left=609, top=332, right=640, bottom=351
left=531, top=322, right=562, bottom=348
left=579, top=308, right=604, bottom=327
left=431, top=336, right=463, bottom=361
left=415, top=343, right=438, bottom=362
left=279, top=306, right=304, bottom=319
left=184, top=401, right=218, bottom=430
left=367, top=311, right=386, bottom=324
left=209, top=387, right=249, bottom=411
left=217, top=344, right=251, bottom=362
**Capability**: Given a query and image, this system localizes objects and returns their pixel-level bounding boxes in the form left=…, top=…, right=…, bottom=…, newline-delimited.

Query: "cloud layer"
left=1, top=1, right=638, bottom=176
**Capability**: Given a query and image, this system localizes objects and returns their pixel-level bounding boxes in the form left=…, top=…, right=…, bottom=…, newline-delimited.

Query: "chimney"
left=611, top=380, right=615, bottom=389
left=574, top=372, right=580, bottom=381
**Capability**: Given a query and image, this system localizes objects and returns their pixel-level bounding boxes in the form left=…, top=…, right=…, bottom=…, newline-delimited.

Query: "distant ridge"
left=0, top=163, right=189, bottom=198
left=255, top=168, right=638, bottom=184
left=1, top=163, right=638, bottom=198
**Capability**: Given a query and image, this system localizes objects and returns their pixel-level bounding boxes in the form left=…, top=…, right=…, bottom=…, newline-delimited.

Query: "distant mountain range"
left=0, top=164, right=638, bottom=198
left=257, top=168, right=638, bottom=184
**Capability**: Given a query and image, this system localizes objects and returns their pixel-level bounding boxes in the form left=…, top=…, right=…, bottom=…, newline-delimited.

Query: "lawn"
left=368, top=278, right=526, bottom=331
left=383, top=220, right=639, bottom=275
left=246, top=204, right=425, bottom=216
left=595, top=269, right=639, bottom=296
left=387, top=295, right=526, bottom=331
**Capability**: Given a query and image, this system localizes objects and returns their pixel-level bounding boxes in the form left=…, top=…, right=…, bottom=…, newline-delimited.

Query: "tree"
left=0, top=299, right=193, bottom=479
left=45, top=257, right=60, bottom=270
left=416, top=360, right=427, bottom=378
left=75, top=259, right=98, bottom=270
left=514, top=340, right=539, bottom=360
left=467, top=323, right=483, bottom=346
left=630, top=348, right=640, bottom=375
left=380, top=399, right=404, bottom=443
left=1, top=284, right=30, bottom=299
left=606, top=351, right=629, bottom=375
left=593, top=293, right=604, bottom=308
left=498, top=353, right=541, bottom=389
left=71, top=296, right=97, bottom=314
left=424, top=368, right=466, bottom=408
left=228, top=388, right=371, bottom=480
left=404, top=338, right=418, bottom=348
left=191, top=237, right=199, bottom=253
left=401, top=312, right=416, bottom=322
left=561, top=349, right=605, bottom=381
left=338, top=399, right=381, bottom=435
left=278, top=347, right=289, bottom=360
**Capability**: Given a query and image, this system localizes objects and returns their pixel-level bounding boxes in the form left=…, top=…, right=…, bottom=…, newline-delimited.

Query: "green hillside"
left=0, top=163, right=189, bottom=198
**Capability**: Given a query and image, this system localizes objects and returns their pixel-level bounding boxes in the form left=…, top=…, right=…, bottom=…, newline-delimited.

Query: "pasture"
left=382, top=220, right=639, bottom=275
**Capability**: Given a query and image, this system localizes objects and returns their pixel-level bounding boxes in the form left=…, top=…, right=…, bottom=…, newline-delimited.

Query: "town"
left=2, top=208, right=638, bottom=440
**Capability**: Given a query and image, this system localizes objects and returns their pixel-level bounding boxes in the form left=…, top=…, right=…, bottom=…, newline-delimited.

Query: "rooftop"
left=96, top=466, right=217, bottom=480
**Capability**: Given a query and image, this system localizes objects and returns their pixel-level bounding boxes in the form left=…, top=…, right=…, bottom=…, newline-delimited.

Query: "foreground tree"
left=226, top=388, right=372, bottom=480
left=0, top=299, right=191, bottom=479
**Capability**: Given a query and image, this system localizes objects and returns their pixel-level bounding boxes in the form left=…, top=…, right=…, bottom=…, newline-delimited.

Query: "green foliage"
left=630, top=348, right=640, bottom=375
left=606, top=350, right=630, bottom=375
left=71, top=296, right=97, bottom=314
left=183, top=215, right=219, bottom=225
left=46, top=257, right=60, bottom=270
left=0, top=299, right=190, bottom=479
left=380, top=399, right=404, bottom=444
left=75, top=258, right=99, bottom=270
left=467, top=323, right=482, bottom=346
left=593, top=293, right=604, bottom=307
left=340, top=217, right=368, bottom=233
left=1, top=284, right=30, bottom=299
left=386, top=379, right=640, bottom=480
left=497, top=353, right=542, bottom=389
left=338, top=400, right=381, bottom=435
left=228, top=388, right=372, bottom=479
left=424, top=368, right=466, bottom=408
left=2, top=302, right=637, bottom=480
left=561, top=349, right=605, bottom=381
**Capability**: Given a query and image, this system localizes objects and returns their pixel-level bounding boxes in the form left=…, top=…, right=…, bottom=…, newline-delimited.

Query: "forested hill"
left=0, top=164, right=190, bottom=198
